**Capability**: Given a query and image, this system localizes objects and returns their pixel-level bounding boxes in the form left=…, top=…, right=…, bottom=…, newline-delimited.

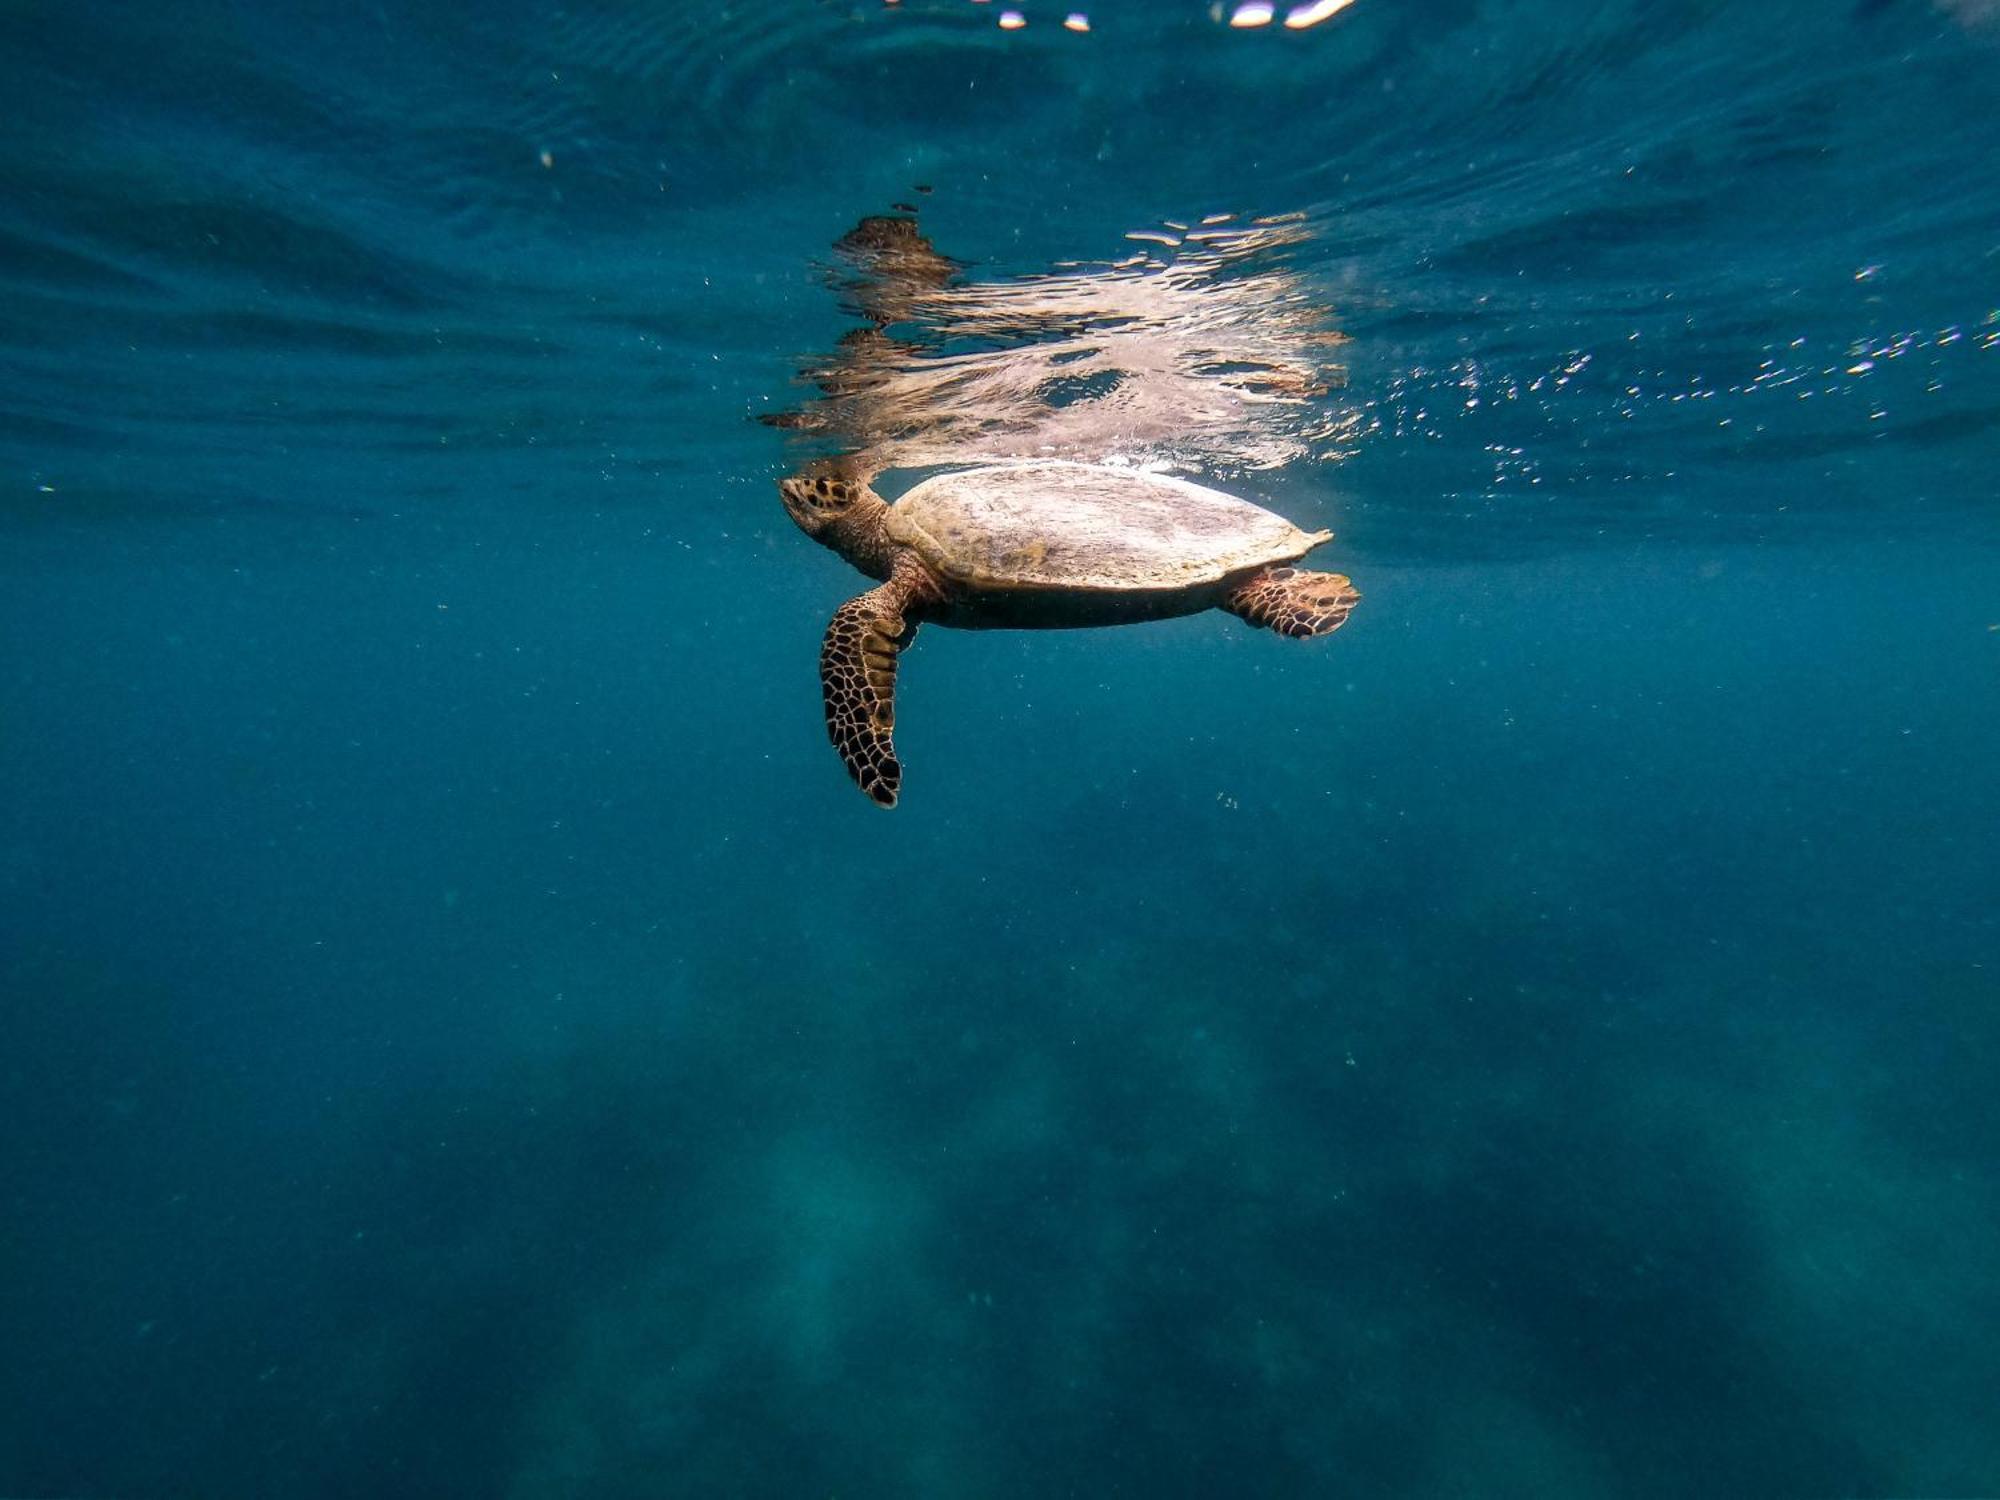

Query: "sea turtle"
left=779, top=460, right=1360, bottom=807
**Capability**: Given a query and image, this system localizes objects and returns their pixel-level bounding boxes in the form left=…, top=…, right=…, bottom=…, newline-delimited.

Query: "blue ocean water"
left=3, top=0, right=1997, bottom=1493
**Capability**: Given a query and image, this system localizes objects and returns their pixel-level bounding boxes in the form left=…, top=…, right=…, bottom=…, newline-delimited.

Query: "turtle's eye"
left=803, top=476, right=852, bottom=512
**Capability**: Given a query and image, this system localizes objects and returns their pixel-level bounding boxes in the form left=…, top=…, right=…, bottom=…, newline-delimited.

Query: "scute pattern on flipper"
left=822, top=597, right=909, bottom=807
left=819, top=556, right=937, bottom=808
left=1224, top=566, right=1360, bottom=639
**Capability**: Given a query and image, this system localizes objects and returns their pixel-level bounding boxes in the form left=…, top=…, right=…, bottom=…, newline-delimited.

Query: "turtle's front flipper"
left=821, top=565, right=929, bottom=807
left=1223, top=566, right=1360, bottom=640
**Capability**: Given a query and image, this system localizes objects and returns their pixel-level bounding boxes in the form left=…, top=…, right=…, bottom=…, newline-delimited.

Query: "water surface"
left=2, top=1, right=1997, bottom=1495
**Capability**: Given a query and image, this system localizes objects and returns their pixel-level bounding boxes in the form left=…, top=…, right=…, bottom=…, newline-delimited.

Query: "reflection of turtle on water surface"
left=781, top=459, right=1359, bottom=808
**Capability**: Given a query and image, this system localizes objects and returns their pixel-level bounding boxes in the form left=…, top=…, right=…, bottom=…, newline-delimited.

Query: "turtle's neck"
left=824, top=488, right=897, bottom=581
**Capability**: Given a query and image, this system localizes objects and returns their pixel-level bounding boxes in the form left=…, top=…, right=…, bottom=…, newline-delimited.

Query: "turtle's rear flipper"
left=821, top=568, right=926, bottom=808
left=1223, top=567, right=1360, bottom=639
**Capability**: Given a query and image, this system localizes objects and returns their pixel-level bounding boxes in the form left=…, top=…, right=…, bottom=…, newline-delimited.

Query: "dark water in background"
left=3, top=0, right=1998, bottom=1493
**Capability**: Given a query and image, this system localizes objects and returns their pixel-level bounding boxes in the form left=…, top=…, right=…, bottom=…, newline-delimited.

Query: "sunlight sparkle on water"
left=1284, top=0, right=1357, bottom=26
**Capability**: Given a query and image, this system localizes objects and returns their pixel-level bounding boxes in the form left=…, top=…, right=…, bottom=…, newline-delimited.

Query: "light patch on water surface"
left=1203, top=0, right=1361, bottom=25
left=1283, top=0, right=1357, bottom=27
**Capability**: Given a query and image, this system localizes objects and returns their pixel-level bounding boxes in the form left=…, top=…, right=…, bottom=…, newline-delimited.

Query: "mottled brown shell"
left=884, top=462, right=1329, bottom=593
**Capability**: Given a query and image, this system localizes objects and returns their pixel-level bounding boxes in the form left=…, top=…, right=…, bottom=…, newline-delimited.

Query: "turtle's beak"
left=778, top=477, right=823, bottom=535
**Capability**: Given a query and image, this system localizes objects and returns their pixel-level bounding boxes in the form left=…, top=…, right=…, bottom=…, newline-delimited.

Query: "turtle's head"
left=778, top=470, right=863, bottom=538
left=778, top=469, right=892, bottom=568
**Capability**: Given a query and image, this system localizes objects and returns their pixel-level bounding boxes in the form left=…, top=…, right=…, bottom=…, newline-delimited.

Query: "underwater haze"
left=3, top=0, right=1998, bottom=1494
